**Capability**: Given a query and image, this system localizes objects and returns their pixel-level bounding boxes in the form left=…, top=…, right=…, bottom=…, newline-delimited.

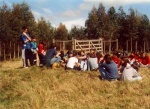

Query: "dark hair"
left=90, top=52, right=96, bottom=58
left=31, top=36, right=36, bottom=39
left=131, top=61, right=139, bottom=71
left=122, top=58, right=130, bottom=67
left=49, top=43, right=56, bottom=49
left=104, top=54, right=112, bottom=64
left=96, top=52, right=102, bottom=58
left=22, top=26, right=27, bottom=30
left=60, top=51, right=64, bottom=60
left=73, top=50, right=78, bottom=56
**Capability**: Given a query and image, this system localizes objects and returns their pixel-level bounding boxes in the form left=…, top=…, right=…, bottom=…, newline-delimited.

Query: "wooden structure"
left=53, top=38, right=118, bottom=54
left=103, top=39, right=118, bottom=54
left=0, top=41, right=21, bottom=61
left=1, top=38, right=150, bottom=61
left=73, top=38, right=103, bottom=53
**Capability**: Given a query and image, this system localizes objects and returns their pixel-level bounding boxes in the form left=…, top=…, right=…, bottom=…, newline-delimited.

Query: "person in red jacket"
left=111, top=51, right=121, bottom=68
left=38, top=41, right=46, bottom=66
left=141, top=52, right=149, bottom=67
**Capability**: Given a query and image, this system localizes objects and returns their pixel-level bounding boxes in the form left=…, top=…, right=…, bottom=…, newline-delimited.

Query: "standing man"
left=20, top=26, right=33, bottom=67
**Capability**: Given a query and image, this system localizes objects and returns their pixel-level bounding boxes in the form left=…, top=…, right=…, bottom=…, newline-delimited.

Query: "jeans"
left=99, top=66, right=117, bottom=80
left=50, top=56, right=61, bottom=65
left=99, top=66, right=110, bottom=79
left=25, top=49, right=33, bottom=66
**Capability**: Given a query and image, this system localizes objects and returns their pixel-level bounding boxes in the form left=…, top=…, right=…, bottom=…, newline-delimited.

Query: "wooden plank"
left=14, top=43, right=16, bottom=59
left=55, top=40, right=72, bottom=43
left=76, top=40, right=99, bottom=42
left=0, top=41, right=1, bottom=60
left=18, top=43, right=20, bottom=59
left=4, top=43, right=6, bottom=61
left=75, top=44, right=101, bottom=47
left=10, top=41, right=11, bottom=60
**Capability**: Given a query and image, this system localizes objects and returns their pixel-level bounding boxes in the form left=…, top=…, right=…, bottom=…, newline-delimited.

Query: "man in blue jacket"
left=20, top=26, right=33, bottom=67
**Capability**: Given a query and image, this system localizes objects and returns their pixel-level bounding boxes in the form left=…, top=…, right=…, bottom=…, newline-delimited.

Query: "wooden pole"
left=101, top=38, right=103, bottom=54
left=14, top=43, right=16, bottom=59
left=116, top=39, right=118, bottom=50
left=135, top=41, right=137, bottom=52
left=10, top=41, right=11, bottom=60
left=103, top=41, right=105, bottom=54
left=63, top=41, right=65, bottom=51
left=72, top=38, right=74, bottom=50
left=126, top=40, right=128, bottom=52
left=89, top=41, right=91, bottom=52
left=0, top=41, right=1, bottom=61
left=109, top=39, right=111, bottom=54
left=144, top=42, right=145, bottom=52
left=4, top=43, right=6, bottom=61
left=74, top=39, right=76, bottom=50
left=52, top=39, right=55, bottom=43
left=131, top=38, right=132, bottom=52
left=18, top=43, right=20, bottom=59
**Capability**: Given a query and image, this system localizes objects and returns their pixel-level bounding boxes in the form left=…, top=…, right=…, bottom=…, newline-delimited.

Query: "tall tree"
left=54, top=23, right=68, bottom=40
left=126, top=8, right=139, bottom=51
left=69, top=26, right=85, bottom=40
left=0, top=3, right=12, bottom=42
left=117, top=6, right=127, bottom=50
left=37, top=17, right=54, bottom=42
left=138, top=14, right=150, bottom=51
left=85, top=6, right=99, bottom=39
left=97, top=3, right=107, bottom=39
left=106, top=6, right=119, bottom=39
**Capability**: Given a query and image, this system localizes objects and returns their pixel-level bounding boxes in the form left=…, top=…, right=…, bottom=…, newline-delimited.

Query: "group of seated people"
left=27, top=41, right=149, bottom=82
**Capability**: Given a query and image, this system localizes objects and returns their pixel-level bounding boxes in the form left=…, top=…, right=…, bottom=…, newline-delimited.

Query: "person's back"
left=45, top=48, right=56, bottom=60
left=88, top=58, right=98, bottom=70
left=99, top=54, right=118, bottom=80
left=88, top=52, right=98, bottom=71
left=45, top=43, right=61, bottom=67
left=121, top=63, right=142, bottom=81
left=102, top=60, right=118, bottom=79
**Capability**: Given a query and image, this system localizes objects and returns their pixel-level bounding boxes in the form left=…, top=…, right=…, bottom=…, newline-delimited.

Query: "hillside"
left=0, top=61, right=150, bottom=109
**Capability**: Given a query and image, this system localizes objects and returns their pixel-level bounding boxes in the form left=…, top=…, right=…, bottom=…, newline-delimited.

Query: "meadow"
left=0, top=60, right=150, bottom=109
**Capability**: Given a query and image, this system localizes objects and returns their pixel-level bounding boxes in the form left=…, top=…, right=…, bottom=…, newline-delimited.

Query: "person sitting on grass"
left=140, top=52, right=150, bottom=67
left=87, top=51, right=98, bottom=71
left=66, top=50, right=80, bottom=70
left=45, top=43, right=61, bottom=68
left=78, top=50, right=87, bottom=71
left=96, top=51, right=103, bottom=64
left=120, top=58, right=142, bottom=82
left=99, top=54, right=118, bottom=81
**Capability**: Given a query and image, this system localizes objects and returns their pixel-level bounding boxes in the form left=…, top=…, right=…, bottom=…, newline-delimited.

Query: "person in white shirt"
left=66, top=51, right=80, bottom=70
left=120, top=58, right=142, bottom=81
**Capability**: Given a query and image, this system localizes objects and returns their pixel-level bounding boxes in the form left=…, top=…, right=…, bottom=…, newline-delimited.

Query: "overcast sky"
left=0, top=0, right=150, bottom=30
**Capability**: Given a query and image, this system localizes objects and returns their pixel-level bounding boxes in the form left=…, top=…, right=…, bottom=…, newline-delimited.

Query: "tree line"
left=0, top=2, right=150, bottom=51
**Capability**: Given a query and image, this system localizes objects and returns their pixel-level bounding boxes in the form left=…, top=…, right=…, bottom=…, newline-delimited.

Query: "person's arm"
left=78, top=55, right=87, bottom=60
left=23, top=32, right=31, bottom=41
left=56, top=52, right=61, bottom=57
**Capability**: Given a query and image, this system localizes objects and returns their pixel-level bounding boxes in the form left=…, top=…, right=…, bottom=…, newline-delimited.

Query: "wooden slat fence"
left=0, top=41, right=22, bottom=61
left=53, top=38, right=118, bottom=54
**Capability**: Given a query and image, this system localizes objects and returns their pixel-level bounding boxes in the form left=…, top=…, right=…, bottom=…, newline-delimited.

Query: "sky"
left=0, top=0, right=150, bottom=30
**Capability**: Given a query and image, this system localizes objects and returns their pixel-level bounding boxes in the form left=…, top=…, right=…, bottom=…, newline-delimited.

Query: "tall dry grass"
left=0, top=60, right=150, bottom=109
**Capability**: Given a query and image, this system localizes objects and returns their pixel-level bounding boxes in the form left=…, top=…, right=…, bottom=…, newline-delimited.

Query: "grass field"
left=0, top=60, right=150, bottom=109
